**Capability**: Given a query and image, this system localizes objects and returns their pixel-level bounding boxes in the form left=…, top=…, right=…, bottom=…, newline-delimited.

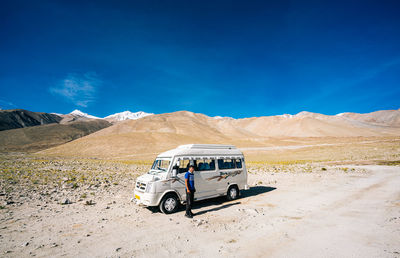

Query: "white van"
left=134, top=144, right=248, bottom=214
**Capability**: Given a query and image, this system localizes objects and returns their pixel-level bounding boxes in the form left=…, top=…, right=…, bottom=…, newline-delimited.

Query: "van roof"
left=158, top=144, right=243, bottom=158
left=179, top=144, right=237, bottom=150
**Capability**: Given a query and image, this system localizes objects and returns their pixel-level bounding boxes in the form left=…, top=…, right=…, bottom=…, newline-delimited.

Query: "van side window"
left=218, top=159, right=235, bottom=170
left=178, top=160, right=189, bottom=173
left=197, top=159, right=215, bottom=171
left=235, top=159, right=242, bottom=168
left=178, top=159, right=198, bottom=173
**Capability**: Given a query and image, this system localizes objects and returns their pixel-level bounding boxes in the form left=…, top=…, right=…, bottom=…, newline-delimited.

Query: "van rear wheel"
left=227, top=185, right=239, bottom=201
left=160, top=193, right=179, bottom=214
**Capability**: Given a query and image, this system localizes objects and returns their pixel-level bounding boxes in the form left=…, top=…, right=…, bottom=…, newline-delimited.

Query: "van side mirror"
left=172, top=165, right=179, bottom=177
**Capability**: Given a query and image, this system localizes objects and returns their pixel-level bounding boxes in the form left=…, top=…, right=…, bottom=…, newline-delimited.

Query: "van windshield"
left=149, top=158, right=171, bottom=174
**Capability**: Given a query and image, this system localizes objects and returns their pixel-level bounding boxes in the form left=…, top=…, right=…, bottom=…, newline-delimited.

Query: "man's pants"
left=186, top=191, right=194, bottom=215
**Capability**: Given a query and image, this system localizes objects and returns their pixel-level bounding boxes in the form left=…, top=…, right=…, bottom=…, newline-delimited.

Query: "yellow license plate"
left=135, top=194, right=140, bottom=200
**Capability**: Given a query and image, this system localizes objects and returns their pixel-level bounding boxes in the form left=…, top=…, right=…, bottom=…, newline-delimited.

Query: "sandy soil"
left=1, top=164, right=399, bottom=257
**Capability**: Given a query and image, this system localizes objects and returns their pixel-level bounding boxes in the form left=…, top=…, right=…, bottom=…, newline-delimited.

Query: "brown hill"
left=59, top=114, right=97, bottom=124
left=0, top=109, right=62, bottom=131
left=0, top=119, right=111, bottom=152
left=40, top=111, right=248, bottom=158
left=232, top=112, right=399, bottom=137
left=338, top=109, right=400, bottom=127
left=40, top=110, right=400, bottom=159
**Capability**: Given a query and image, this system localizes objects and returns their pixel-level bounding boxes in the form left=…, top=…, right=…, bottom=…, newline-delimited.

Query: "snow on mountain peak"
left=69, top=109, right=99, bottom=119
left=104, top=111, right=153, bottom=121
left=295, top=111, right=313, bottom=117
left=277, top=114, right=293, bottom=119
left=213, top=115, right=234, bottom=120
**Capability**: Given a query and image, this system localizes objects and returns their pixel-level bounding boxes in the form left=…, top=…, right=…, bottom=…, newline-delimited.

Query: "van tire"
left=227, top=185, right=239, bottom=201
left=159, top=193, right=179, bottom=214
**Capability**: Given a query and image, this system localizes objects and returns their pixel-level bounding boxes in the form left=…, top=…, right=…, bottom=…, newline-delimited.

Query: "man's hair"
left=189, top=165, right=195, bottom=169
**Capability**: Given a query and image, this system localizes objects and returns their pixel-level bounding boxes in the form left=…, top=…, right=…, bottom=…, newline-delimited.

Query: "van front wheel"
left=159, top=194, right=179, bottom=214
left=227, top=185, right=239, bottom=201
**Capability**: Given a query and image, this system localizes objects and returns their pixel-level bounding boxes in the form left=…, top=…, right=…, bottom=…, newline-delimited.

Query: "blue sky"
left=0, top=0, right=399, bottom=118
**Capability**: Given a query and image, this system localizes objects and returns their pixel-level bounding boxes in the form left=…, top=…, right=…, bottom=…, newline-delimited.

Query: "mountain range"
left=1, top=108, right=399, bottom=156
left=39, top=108, right=400, bottom=159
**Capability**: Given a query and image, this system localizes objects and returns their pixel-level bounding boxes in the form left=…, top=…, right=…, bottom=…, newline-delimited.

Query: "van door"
left=173, top=159, right=208, bottom=201
left=195, top=159, right=218, bottom=199
left=215, top=158, right=240, bottom=194
left=171, top=159, right=190, bottom=201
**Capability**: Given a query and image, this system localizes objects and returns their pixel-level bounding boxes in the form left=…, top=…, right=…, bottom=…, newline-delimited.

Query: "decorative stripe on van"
left=207, top=169, right=242, bottom=181
left=161, top=178, right=180, bottom=183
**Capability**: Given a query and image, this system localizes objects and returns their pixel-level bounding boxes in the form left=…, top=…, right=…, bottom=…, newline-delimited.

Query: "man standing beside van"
left=185, top=165, right=195, bottom=218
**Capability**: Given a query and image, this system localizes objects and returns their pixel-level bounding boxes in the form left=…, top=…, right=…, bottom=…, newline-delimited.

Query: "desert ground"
left=1, top=137, right=399, bottom=257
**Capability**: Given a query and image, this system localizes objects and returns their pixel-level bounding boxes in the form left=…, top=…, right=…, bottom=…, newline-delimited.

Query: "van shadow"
left=240, top=186, right=277, bottom=198
left=175, top=185, right=277, bottom=215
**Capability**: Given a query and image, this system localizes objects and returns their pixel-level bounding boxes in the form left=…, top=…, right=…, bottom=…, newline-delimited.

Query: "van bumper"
left=133, top=190, right=160, bottom=206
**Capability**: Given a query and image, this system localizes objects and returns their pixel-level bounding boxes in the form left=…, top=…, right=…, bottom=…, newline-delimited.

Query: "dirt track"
left=1, top=165, right=399, bottom=257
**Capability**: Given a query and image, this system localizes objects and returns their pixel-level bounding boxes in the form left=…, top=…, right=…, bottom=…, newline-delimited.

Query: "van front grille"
left=136, top=181, right=147, bottom=191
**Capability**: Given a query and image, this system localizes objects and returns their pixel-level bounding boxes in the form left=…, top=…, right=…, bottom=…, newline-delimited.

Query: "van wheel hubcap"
left=164, top=198, right=176, bottom=211
left=230, top=188, right=237, bottom=199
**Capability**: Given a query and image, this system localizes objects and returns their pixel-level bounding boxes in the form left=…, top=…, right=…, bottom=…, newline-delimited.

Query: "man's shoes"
left=189, top=211, right=194, bottom=216
left=185, top=213, right=193, bottom=219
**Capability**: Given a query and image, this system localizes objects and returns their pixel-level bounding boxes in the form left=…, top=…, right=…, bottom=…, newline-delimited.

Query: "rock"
left=35, top=244, right=44, bottom=249
left=243, top=208, right=259, bottom=215
left=21, top=241, right=29, bottom=247
left=194, top=219, right=207, bottom=227
left=116, top=247, right=122, bottom=252
left=62, top=183, right=74, bottom=189
left=62, top=199, right=72, bottom=205
left=85, top=200, right=95, bottom=205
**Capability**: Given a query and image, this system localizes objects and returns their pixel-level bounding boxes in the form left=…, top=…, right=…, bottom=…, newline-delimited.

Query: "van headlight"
left=145, top=182, right=155, bottom=193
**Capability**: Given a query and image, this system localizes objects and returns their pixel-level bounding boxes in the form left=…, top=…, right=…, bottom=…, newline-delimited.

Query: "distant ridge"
left=0, top=119, right=111, bottom=152
left=0, top=109, right=62, bottom=131
left=0, top=109, right=111, bottom=152
left=335, top=109, right=400, bottom=127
